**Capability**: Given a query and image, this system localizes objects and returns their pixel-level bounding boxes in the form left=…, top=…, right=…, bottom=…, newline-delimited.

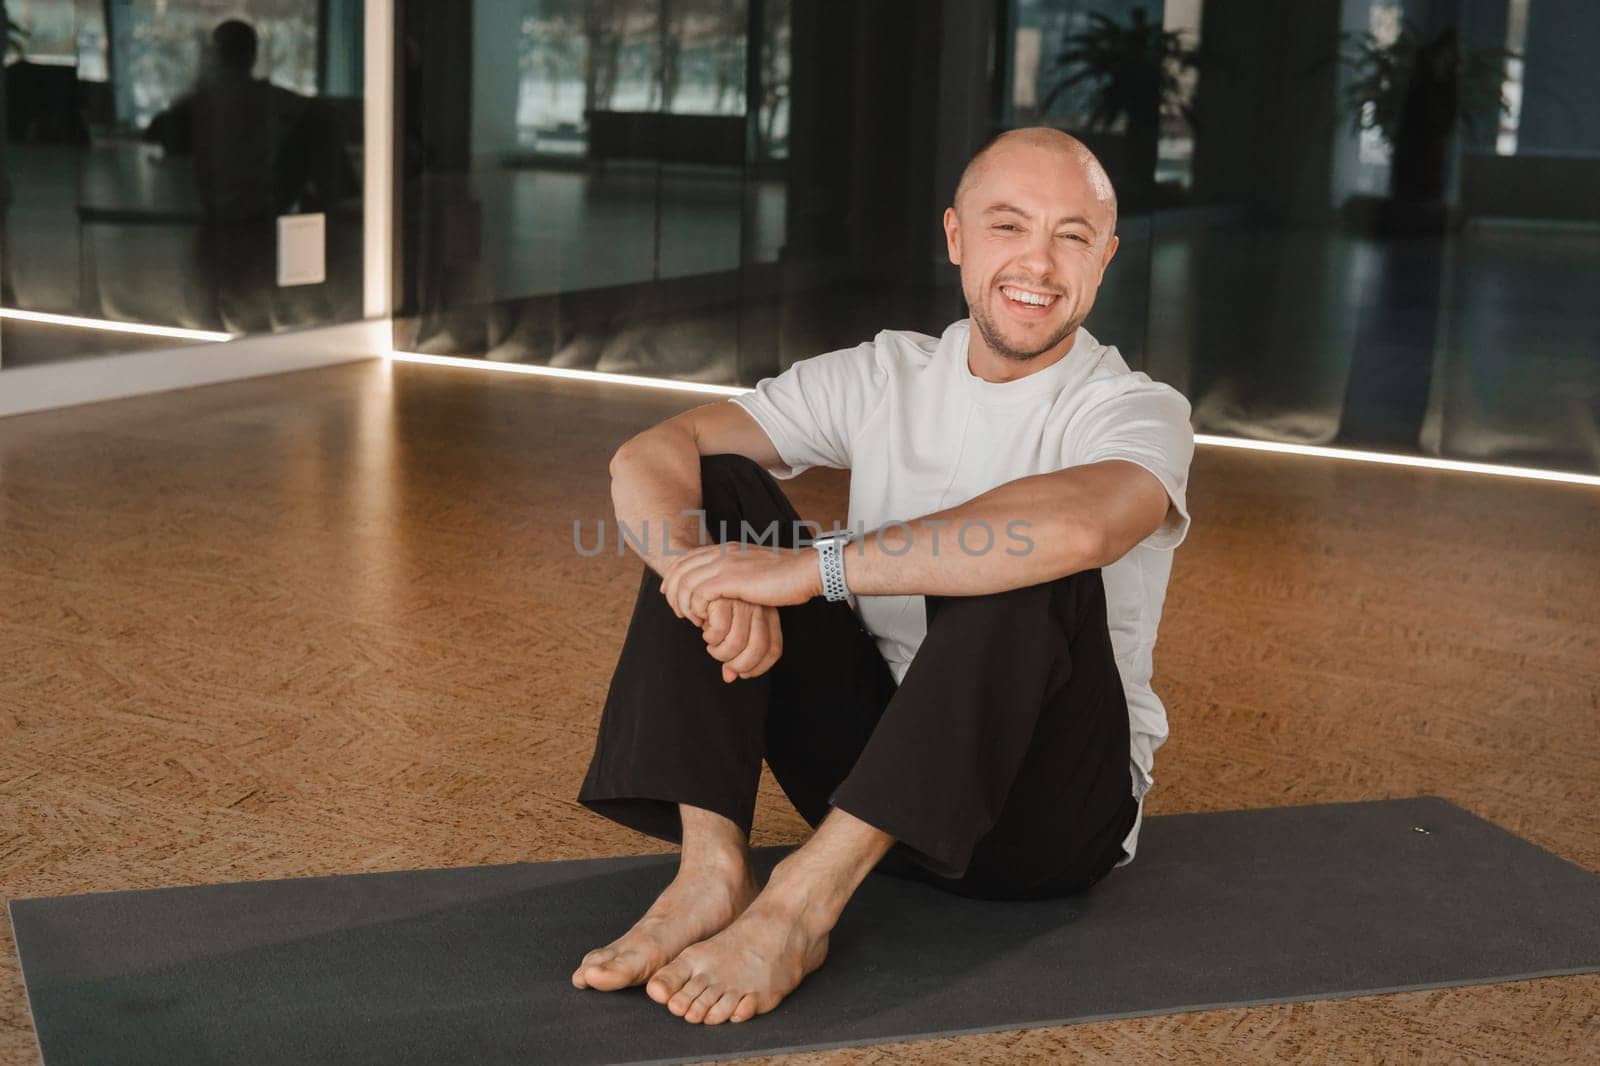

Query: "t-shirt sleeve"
left=1071, top=381, right=1195, bottom=552
left=728, top=341, right=885, bottom=479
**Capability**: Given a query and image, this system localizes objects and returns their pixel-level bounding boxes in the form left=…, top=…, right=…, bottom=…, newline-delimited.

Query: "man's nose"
left=1013, top=231, right=1055, bottom=279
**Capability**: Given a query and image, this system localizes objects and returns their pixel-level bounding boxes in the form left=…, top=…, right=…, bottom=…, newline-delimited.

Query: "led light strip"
left=0, top=308, right=235, bottom=343
left=388, top=350, right=749, bottom=396
left=391, top=352, right=1600, bottom=488
left=9, top=327, right=1588, bottom=488
left=1193, top=434, right=1600, bottom=487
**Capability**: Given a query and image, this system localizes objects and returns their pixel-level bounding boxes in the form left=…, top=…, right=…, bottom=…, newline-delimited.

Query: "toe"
left=582, top=951, right=641, bottom=992
left=684, top=984, right=722, bottom=1024
left=571, top=951, right=610, bottom=988
left=729, top=993, right=757, bottom=1023
left=703, top=990, right=743, bottom=1025
left=666, top=972, right=708, bottom=1016
left=572, top=950, right=603, bottom=985
left=646, top=958, right=691, bottom=1005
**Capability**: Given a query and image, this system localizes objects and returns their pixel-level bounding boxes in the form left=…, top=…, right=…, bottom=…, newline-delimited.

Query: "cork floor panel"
left=2, top=358, right=1597, bottom=1063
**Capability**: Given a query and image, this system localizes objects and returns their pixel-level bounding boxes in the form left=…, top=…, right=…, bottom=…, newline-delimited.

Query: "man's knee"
left=695, top=454, right=763, bottom=532
left=699, top=452, right=765, bottom=480
left=696, top=452, right=801, bottom=546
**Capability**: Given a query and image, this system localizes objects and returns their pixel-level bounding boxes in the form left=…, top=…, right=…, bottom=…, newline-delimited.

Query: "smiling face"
left=943, top=132, right=1120, bottom=369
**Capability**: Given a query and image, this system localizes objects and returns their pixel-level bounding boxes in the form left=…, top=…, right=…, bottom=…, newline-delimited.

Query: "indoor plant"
left=1340, top=20, right=1511, bottom=227
left=1036, top=6, right=1200, bottom=210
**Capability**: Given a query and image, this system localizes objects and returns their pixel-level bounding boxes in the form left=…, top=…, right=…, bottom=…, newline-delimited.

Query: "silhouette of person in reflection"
left=144, top=20, right=351, bottom=333
left=145, top=20, right=311, bottom=222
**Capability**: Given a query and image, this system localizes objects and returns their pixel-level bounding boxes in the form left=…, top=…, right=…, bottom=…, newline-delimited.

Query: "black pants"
left=577, top=454, right=1139, bottom=901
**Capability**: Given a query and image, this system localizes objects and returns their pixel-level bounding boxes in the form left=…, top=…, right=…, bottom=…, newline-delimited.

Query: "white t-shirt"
left=729, top=318, right=1194, bottom=864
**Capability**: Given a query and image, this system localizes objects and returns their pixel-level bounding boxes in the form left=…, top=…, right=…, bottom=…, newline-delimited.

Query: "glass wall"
left=0, top=0, right=365, bottom=369
left=396, top=0, right=988, bottom=387
left=399, top=0, right=1598, bottom=476
left=1006, top=0, right=1599, bottom=474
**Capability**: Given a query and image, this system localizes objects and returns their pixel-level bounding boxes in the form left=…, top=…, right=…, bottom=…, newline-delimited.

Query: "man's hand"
left=660, top=542, right=821, bottom=627
left=700, top=598, right=784, bottom=682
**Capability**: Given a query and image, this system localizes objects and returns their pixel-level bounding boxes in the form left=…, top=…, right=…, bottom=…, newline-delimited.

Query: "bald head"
left=954, top=127, right=1118, bottom=235
left=941, top=126, right=1123, bottom=370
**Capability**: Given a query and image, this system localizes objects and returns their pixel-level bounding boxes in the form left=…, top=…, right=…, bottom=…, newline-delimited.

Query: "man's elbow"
left=1077, top=501, right=1169, bottom=570
left=608, top=441, right=634, bottom=480
left=1070, top=518, right=1114, bottom=573
left=1031, top=514, right=1110, bottom=576
left=609, top=429, right=657, bottom=478
left=610, top=421, right=695, bottom=480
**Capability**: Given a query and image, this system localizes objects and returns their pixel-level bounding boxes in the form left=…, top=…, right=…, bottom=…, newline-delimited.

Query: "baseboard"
left=0, top=318, right=389, bottom=418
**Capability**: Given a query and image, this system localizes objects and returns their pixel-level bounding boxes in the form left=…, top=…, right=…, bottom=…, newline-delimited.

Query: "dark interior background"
left=0, top=0, right=366, bottom=368
left=394, top=0, right=1599, bottom=476
left=2, top=1, right=1593, bottom=476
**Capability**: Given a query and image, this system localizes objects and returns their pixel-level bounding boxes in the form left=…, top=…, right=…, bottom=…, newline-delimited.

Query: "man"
left=572, top=127, right=1194, bottom=1026
left=145, top=20, right=315, bottom=333
left=145, top=20, right=312, bottom=223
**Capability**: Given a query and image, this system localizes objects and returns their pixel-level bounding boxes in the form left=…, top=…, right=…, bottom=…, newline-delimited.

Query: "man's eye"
left=1058, top=233, right=1088, bottom=243
left=994, top=224, right=1019, bottom=232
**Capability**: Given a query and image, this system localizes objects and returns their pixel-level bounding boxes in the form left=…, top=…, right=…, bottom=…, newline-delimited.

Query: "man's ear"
left=943, top=206, right=961, bottom=265
left=1098, top=233, right=1119, bottom=277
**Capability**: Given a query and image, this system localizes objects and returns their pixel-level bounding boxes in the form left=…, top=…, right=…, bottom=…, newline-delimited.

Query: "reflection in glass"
left=1493, top=0, right=1528, bottom=156
left=400, top=0, right=1597, bottom=476
left=0, top=0, right=363, bottom=369
left=1007, top=1, right=1200, bottom=212
left=515, top=1, right=752, bottom=155
left=111, top=0, right=319, bottom=131
left=402, top=0, right=773, bottom=386
left=755, top=0, right=789, bottom=160
left=994, top=0, right=1598, bottom=474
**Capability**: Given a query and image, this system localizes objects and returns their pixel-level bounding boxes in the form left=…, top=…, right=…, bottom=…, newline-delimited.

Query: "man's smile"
left=998, top=283, right=1061, bottom=318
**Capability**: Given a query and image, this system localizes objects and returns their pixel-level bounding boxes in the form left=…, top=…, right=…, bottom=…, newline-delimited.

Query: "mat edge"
left=6, top=899, right=47, bottom=1066
left=613, top=964, right=1600, bottom=1066
left=5, top=795, right=1488, bottom=907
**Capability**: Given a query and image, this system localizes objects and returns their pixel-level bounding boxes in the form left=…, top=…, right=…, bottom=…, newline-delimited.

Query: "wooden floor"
left=2, top=358, right=1596, bottom=1064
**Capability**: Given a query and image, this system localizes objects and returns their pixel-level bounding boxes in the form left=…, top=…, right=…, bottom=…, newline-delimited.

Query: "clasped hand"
left=658, top=542, right=820, bottom=683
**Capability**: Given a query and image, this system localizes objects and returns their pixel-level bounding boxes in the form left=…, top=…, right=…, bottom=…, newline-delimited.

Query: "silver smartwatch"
left=810, top=528, right=856, bottom=602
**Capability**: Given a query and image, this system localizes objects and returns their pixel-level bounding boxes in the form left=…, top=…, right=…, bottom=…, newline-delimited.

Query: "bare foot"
left=571, top=862, right=761, bottom=991
left=644, top=891, right=832, bottom=1025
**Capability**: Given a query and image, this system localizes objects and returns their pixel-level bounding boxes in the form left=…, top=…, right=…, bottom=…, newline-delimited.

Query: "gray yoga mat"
left=10, top=796, right=1600, bottom=1066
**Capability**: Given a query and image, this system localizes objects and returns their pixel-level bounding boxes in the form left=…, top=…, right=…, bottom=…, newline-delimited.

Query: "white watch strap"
left=815, top=536, right=850, bottom=602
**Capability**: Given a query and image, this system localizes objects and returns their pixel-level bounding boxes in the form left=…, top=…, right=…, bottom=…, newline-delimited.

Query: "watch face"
left=813, top=529, right=854, bottom=546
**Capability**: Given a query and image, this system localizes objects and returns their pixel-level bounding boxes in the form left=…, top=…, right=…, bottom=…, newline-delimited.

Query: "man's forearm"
left=841, top=472, right=1103, bottom=597
left=609, top=429, right=712, bottom=578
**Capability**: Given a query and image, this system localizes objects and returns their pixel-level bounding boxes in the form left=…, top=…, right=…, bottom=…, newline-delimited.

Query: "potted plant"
left=1340, top=21, right=1511, bottom=231
left=1035, top=6, right=1200, bottom=210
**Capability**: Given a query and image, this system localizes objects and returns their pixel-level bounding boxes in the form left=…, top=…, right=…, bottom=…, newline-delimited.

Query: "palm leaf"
left=1338, top=21, right=1515, bottom=147
left=1038, top=5, right=1201, bottom=132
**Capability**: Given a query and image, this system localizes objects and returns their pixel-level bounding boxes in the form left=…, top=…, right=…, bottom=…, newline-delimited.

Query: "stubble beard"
left=969, top=295, right=1078, bottom=364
